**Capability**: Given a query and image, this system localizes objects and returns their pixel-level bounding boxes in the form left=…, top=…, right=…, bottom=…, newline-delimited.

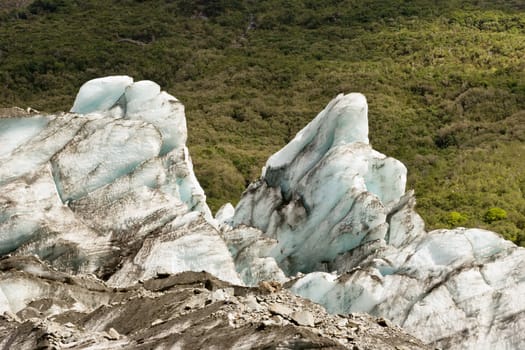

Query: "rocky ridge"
left=0, top=256, right=427, bottom=349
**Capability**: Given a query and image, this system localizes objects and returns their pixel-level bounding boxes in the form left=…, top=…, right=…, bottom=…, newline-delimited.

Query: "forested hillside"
left=1, top=0, right=524, bottom=244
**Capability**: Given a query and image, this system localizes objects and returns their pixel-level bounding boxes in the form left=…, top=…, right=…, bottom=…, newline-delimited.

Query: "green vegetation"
left=0, top=0, right=524, bottom=244
left=447, top=211, right=469, bottom=227
left=483, top=207, right=508, bottom=223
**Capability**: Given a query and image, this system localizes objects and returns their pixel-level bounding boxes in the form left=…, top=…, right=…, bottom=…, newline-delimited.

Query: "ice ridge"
left=1, top=76, right=524, bottom=350
left=225, top=92, right=525, bottom=350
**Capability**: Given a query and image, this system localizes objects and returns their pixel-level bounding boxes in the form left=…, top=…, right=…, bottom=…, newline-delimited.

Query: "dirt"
left=0, top=256, right=430, bottom=349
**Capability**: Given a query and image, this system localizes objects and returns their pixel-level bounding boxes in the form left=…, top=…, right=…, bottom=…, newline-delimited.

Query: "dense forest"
left=1, top=0, right=524, bottom=244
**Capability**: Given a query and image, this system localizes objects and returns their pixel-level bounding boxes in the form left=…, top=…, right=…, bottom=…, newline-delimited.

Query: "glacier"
left=0, top=76, right=524, bottom=350
left=0, top=76, right=239, bottom=286
left=226, top=93, right=525, bottom=349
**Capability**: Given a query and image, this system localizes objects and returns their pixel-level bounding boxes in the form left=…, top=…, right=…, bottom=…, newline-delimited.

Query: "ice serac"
left=0, top=76, right=239, bottom=285
left=232, top=93, right=407, bottom=276
left=70, top=75, right=133, bottom=114
left=228, top=93, right=525, bottom=349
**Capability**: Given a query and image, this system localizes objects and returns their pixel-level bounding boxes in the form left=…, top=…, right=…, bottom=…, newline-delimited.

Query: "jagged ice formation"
left=0, top=76, right=524, bottom=350
left=224, top=93, right=525, bottom=350
left=0, top=76, right=240, bottom=286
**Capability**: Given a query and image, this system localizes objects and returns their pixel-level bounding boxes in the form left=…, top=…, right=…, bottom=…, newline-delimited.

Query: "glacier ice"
left=232, top=93, right=406, bottom=276
left=52, top=118, right=163, bottom=201
left=2, top=77, right=525, bottom=350
left=227, top=92, right=525, bottom=349
left=0, top=116, right=49, bottom=158
left=262, top=93, right=371, bottom=199
left=125, top=80, right=188, bottom=155
left=108, top=212, right=241, bottom=286
left=70, top=75, right=133, bottom=114
left=0, top=76, right=238, bottom=285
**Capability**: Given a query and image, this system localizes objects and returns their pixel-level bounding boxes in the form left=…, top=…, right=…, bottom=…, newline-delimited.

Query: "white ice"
left=215, top=202, right=235, bottom=228
left=0, top=116, right=49, bottom=158
left=108, top=212, right=241, bottom=286
left=53, top=118, right=162, bottom=201
left=228, top=92, right=525, bottom=349
left=125, top=81, right=187, bottom=155
left=3, top=77, right=525, bottom=349
left=70, top=75, right=133, bottom=114
left=0, top=115, right=88, bottom=185
left=0, top=76, right=223, bottom=282
left=266, top=93, right=368, bottom=170
left=232, top=93, right=406, bottom=275
left=289, top=227, right=525, bottom=349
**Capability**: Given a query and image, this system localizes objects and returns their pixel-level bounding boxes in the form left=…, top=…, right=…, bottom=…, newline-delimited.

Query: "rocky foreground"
left=0, top=256, right=427, bottom=349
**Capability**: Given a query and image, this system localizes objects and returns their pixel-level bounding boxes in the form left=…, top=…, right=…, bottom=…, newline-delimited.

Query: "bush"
left=447, top=211, right=468, bottom=227
left=28, top=0, right=66, bottom=14
left=483, top=207, right=508, bottom=223
left=489, top=220, right=521, bottom=244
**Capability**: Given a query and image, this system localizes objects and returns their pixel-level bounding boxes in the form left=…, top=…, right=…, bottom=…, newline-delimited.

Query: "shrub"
left=489, top=220, right=521, bottom=244
left=447, top=211, right=468, bottom=227
left=483, top=207, right=508, bottom=223
left=28, top=0, right=66, bottom=14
